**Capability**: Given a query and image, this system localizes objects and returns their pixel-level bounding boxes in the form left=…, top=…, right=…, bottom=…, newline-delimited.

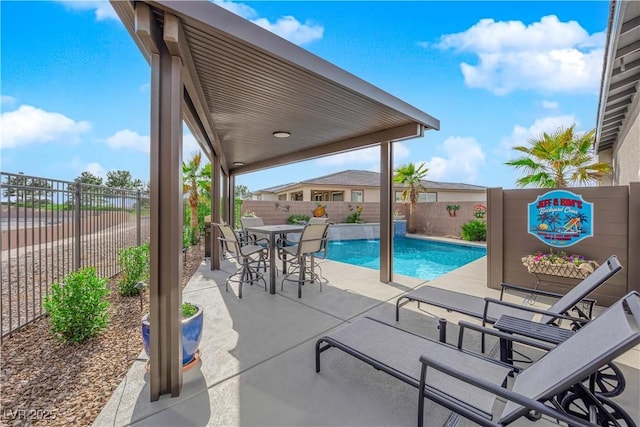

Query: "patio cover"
left=110, top=0, right=439, bottom=400
left=596, top=0, right=640, bottom=152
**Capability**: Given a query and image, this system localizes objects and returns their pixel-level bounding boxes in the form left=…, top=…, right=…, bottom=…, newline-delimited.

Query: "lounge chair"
left=396, top=255, right=622, bottom=330
left=316, top=291, right=640, bottom=427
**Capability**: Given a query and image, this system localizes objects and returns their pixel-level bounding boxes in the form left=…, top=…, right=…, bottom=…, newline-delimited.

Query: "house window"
left=278, top=194, right=287, bottom=201
left=314, top=193, right=323, bottom=201
left=395, top=191, right=405, bottom=203
left=351, top=190, right=363, bottom=202
left=418, top=192, right=437, bottom=203
left=332, top=192, right=344, bottom=201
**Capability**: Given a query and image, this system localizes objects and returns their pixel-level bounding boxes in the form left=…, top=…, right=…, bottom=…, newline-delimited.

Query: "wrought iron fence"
left=0, top=172, right=150, bottom=341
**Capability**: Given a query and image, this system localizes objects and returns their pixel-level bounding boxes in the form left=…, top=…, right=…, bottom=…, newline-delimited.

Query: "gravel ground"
left=0, top=242, right=205, bottom=427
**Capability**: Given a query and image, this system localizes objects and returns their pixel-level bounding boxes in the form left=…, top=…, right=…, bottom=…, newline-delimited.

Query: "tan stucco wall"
left=276, top=185, right=485, bottom=202
left=613, top=92, right=640, bottom=185
left=435, top=191, right=486, bottom=202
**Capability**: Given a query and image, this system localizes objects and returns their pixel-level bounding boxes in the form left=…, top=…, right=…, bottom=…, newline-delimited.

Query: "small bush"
left=287, top=214, right=310, bottom=224
left=43, top=267, right=110, bottom=344
left=346, top=205, right=364, bottom=223
left=461, top=220, right=487, bottom=241
left=118, top=243, right=150, bottom=296
left=183, top=226, right=198, bottom=248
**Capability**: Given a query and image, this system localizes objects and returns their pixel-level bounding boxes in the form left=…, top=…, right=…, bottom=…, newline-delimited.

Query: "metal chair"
left=215, top=223, right=268, bottom=299
left=240, top=216, right=269, bottom=245
left=277, top=222, right=329, bottom=298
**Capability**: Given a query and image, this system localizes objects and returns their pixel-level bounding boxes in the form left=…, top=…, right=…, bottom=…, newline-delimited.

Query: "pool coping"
left=405, top=233, right=487, bottom=248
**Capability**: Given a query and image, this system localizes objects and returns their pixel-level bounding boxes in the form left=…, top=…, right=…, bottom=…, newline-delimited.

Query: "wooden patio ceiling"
left=110, top=1, right=439, bottom=176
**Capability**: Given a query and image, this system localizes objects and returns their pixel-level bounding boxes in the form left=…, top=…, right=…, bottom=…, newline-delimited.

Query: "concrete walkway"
left=93, top=256, right=639, bottom=426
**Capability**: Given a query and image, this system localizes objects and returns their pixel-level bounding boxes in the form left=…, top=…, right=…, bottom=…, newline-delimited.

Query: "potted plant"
left=446, top=204, right=460, bottom=217
left=393, top=209, right=405, bottom=220
left=141, top=298, right=204, bottom=368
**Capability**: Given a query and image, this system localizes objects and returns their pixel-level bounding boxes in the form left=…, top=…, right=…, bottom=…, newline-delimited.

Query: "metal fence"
left=0, top=172, right=150, bottom=341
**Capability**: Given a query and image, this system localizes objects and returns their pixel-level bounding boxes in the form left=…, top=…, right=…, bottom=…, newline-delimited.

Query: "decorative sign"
left=527, top=190, right=593, bottom=247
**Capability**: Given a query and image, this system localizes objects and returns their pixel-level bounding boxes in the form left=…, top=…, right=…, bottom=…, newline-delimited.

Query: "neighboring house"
left=249, top=170, right=486, bottom=203
left=244, top=183, right=295, bottom=201
left=595, top=1, right=640, bottom=185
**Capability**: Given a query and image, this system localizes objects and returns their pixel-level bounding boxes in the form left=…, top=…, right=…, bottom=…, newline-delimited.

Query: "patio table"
left=243, top=224, right=304, bottom=294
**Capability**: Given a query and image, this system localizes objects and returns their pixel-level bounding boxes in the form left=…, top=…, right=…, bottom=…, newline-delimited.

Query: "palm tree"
left=182, top=152, right=210, bottom=240
left=393, top=162, right=428, bottom=233
left=505, top=125, right=612, bottom=188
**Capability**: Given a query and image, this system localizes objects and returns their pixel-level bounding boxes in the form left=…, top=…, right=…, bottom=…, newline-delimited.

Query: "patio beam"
left=233, top=123, right=423, bottom=176
left=148, top=24, right=184, bottom=401
left=161, top=11, right=229, bottom=175
left=379, top=142, right=393, bottom=283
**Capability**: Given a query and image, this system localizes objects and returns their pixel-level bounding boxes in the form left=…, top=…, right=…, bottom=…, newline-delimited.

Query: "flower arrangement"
left=242, top=210, right=256, bottom=217
left=522, top=248, right=599, bottom=279
left=393, top=209, right=405, bottom=219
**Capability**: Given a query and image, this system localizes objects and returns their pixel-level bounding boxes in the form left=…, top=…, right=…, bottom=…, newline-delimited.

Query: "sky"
left=1, top=1, right=611, bottom=192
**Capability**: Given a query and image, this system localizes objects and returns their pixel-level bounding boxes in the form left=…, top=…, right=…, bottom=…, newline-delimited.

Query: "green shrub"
left=345, top=205, right=364, bottom=223
left=118, top=243, right=150, bottom=296
left=461, top=220, right=487, bottom=241
left=43, top=267, right=110, bottom=344
left=197, top=202, right=211, bottom=235
left=183, top=226, right=197, bottom=248
left=345, top=212, right=364, bottom=223
left=287, top=214, right=310, bottom=224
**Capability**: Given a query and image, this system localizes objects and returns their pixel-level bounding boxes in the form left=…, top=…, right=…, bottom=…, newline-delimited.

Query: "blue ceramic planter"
left=142, top=303, right=204, bottom=366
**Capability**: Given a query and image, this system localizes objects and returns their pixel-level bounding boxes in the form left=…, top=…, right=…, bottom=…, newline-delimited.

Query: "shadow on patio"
left=93, top=257, right=640, bottom=426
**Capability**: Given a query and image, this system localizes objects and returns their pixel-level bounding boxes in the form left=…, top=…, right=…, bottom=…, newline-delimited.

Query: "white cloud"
left=542, top=100, right=558, bottom=109
left=315, top=143, right=409, bottom=166
left=214, top=0, right=323, bottom=45
left=104, top=130, right=205, bottom=160
left=499, top=115, right=579, bottom=157
left=106, top=129, right=149, bottom=153
left=252, top=16, right=324, bottom=45
left=0, top=105, right=91, bottom=149
left=57, top=1, right=118, bottom=21
left=434, top=15, right=604, bottom=95
left=183, top=132, right=202, bottom=160
left=213, top=0, right=259, bottom=20
left=419, top=137, right=485, bottom=182
left=84, top=162, right=108, bottom=179
left=1, top=95, right=16, bottom=106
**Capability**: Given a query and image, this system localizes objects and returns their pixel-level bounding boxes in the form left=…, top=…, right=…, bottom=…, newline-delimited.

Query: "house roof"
left=596, top=0, right=640, bottom=152
left=111, top=1, right=439, bottom=176
left=258, top=170, right=486, bottom=193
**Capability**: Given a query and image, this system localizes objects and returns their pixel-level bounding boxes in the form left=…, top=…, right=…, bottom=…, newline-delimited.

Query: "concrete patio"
left=93, top=254, right=640, bottom=426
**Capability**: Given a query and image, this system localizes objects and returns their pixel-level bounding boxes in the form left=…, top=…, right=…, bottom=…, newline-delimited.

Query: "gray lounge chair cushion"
left=327, top=317, right=511, bottom=417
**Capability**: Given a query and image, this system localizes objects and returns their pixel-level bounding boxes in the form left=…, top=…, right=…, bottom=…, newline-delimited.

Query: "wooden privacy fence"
left=0, top=172, right=150, bottom=340
left=487, top=183, right=639, bottom=306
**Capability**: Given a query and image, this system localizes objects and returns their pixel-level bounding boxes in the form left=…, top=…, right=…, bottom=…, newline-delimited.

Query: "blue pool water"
left=326, top=237, right=486, bottom=280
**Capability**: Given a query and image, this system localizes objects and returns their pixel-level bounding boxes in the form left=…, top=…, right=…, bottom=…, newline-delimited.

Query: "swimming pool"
left=326, top=237, right=486, bottom=280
